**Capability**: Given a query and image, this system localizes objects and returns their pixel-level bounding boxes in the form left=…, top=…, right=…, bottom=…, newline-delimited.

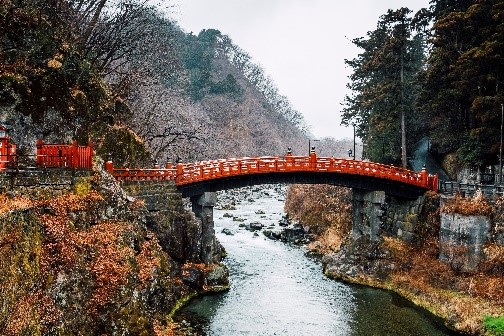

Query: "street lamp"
left=352, top=125, right=356, bottom=160
left=308, top=139, right=320, bottom=155
left=347, top=125, right=356, bottom=159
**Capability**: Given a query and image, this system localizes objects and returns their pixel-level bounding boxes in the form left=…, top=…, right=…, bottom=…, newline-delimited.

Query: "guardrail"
left=439, top=181, right=504, bottom=197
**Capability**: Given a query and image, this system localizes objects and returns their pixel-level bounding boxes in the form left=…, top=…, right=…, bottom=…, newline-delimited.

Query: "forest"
left=1, top=1, right=503, bottom=173
left=0, top=0, right=316, bottom=168
left=343, top=0, right=504, bottom=178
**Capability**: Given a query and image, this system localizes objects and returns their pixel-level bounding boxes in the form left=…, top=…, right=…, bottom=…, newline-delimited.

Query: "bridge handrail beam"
left=107, top=155, right=437, bottom=191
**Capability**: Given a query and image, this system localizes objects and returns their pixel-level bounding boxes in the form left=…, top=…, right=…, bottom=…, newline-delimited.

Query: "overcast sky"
left=170, top=0, right=431, bottom=140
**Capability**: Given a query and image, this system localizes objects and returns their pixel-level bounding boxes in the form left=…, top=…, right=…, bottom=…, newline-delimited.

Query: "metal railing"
left=439, top=181, right=504, bottom=198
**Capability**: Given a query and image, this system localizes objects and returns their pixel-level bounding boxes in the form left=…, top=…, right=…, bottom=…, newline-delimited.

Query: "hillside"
left=2, top=2, right=355, bottom=167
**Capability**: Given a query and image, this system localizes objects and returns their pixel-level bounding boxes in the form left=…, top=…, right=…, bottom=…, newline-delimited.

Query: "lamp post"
left=308, top=139, right=320, bottom=156
left=353, top=125, right=356, bottom=160
left=500, top=104, right=504, bottom=185
left=348, top=125, right=356, bottom=159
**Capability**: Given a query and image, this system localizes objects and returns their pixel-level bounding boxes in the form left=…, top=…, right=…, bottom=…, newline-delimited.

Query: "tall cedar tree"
left=417, top=0, right=504, bottom=170
left=342, top=8, right=428, bottom=166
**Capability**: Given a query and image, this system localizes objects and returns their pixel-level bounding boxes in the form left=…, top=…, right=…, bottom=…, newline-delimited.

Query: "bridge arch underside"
left=178, top=172, right=427, bottom=199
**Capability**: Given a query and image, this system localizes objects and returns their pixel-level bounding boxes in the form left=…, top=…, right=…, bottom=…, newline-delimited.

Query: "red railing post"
left=309, top=150, right=317, bottom=169
left=36, top=139, right=43, bottom=166
left=8, top=142, right=16, bottom=167
left=420, top=166, right=428, bottom=187
left=105, top=160, right=114, bottom=174
left=87, top=141, right=94, bottom=168
left=176, top=162, right=184, bottom=184
left=429, top=174, right=439, bottom=192
left=286, top=154, right=294, bottom=172
left=72, top=140, right=79, bottom=168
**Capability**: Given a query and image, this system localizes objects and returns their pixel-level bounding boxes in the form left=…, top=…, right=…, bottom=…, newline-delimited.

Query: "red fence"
left=106, top=153, right=439, bottom=192
left=36, top=140, right=93, bottom=169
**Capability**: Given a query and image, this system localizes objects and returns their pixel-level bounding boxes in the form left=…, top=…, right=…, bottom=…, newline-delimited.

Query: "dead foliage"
left=442, top=190, right=492, bottom=216
left=285, top=184, right=352, bottom=252
left=0, top=195, right=35, bottom=215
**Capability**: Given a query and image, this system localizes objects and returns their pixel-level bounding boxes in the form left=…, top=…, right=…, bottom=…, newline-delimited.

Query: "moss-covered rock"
left=95, top=125, right=152, bottom=168
left=0, top=160, right=227, bottom=335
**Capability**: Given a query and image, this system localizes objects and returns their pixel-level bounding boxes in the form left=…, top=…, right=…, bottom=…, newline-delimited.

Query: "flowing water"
left=176, top=186, right=459, bottom=336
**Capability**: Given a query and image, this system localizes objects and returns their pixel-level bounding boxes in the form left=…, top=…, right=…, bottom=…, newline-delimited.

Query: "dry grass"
left=307, top=226, right=346, bottom=254
left=442, top=190, right=492, bottom=216
left=381, top=236, right=504, bottom=334
left=285, top=184, right=352, bottom=252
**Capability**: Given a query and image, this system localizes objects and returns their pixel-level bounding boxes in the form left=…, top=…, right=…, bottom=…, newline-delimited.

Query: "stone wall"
left=0, top=169, right=93, bottom=198
left=120, top=181, right=222, bottom=264
left=383, top=195, right=426, bottom=243
left=439, top=213, right=491, bottom=273
left=351, top=189, right=500, bottom=274
left=351, top=189, right=385, bottom=241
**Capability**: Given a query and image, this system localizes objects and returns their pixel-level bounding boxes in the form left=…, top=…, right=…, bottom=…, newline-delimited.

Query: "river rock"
left=322, top=235, right=393, bottom=281
left=263, top=229, right=281, bottom=240
left=206, top=264, right=230, bottom=289
left=247, top=222, right=264, bottom=231
left=221, top=228, right=234, bottom=235
left=278, top=215, right=291, bottom=227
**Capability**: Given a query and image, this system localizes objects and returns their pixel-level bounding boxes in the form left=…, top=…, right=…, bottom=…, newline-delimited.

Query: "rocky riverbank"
left=0, top=161, right=228, bottom=335
left=283, top=185, right=504, bottom=336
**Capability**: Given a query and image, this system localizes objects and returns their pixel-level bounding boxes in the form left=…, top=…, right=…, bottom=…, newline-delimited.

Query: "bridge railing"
left=105, top=153, right=438, bottom=192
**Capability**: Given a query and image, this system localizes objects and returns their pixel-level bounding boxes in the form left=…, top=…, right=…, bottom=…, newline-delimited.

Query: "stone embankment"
left=0, top=160, right=228, bottom=335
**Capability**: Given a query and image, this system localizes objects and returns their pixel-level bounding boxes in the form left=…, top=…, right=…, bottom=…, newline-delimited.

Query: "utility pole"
left=500, top=104, right=503, bottom=185
left=353, top=125, right=356, bottom=160
left=400, top=41, right=407, bottom=169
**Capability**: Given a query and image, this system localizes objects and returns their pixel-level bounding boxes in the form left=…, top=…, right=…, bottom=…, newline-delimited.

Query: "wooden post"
left=420, top=166, right=428, bottom=186
left=105, top=160, right=114, bottom=174
left=88, top=141, right=94, bottom=168
left=72, top=140, right=79, bottom=168
left=309, top=147, right=317, bottom=169
left=176, top=162, right=184, bottom=184
left=36, top=139, right=43, bottom=166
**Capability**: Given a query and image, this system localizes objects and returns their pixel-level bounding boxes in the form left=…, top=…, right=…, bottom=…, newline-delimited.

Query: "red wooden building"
left=0, top=124, right=16, bottom=171
left=36, top=140, right=93, bottom=169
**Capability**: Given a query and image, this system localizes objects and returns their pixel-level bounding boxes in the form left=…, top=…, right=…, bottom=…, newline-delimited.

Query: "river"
left=175, top=186, right=459, bottom=336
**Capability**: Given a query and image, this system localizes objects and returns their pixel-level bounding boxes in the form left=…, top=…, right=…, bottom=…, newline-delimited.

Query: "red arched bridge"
left=105, top=152, right=438, bottom=199
left=0, top=130, right=438, bottom=198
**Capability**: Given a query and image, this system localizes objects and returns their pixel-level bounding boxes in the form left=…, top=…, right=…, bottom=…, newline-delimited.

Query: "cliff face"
left=0, top=164, right=227, bottom=335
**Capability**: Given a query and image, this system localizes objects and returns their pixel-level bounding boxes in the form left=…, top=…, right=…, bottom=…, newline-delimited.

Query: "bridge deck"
left=106, top=154, right=438, bottom=198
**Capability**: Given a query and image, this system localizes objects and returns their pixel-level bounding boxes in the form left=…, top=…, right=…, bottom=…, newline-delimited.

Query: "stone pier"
left=352, top=189, right=386, bottom=241
left=190, top=192, right=221, bottom=263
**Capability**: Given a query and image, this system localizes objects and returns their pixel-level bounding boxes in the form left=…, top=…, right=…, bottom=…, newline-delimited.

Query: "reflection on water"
left=176, top=187, right=458, bottom=336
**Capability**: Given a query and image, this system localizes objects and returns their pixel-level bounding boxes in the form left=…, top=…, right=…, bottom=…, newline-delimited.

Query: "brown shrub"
left=442, top=190, right=492, bottom=216
left=284, top=184, right=352, bottom=234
